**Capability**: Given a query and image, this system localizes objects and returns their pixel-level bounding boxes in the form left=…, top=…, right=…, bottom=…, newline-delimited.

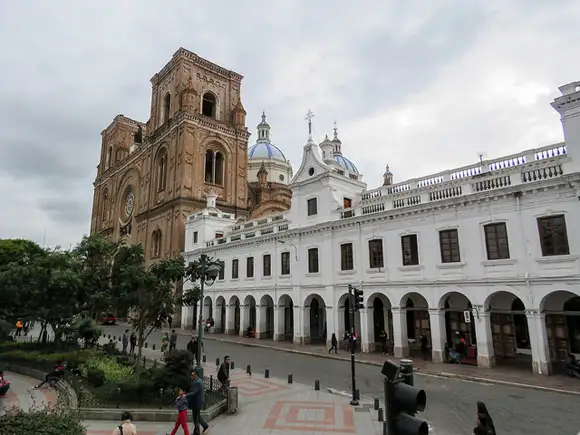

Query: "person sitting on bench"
left=36, top=361, right=65, bottom=388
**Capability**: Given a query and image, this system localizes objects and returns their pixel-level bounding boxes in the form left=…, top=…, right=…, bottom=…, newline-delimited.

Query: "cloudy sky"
left=0, top=1, right=578, bottom=248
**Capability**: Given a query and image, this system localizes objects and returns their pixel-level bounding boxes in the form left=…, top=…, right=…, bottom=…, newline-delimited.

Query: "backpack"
left=118, top=425, right=123, bottom=435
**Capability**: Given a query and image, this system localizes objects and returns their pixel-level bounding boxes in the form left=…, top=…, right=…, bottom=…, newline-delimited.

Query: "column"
left=239, top=304, right=249, bottom=336
left=428, top=309, right=446, bottom=362
left=301, top=306, right=310, bottom=344
left=366, top=308, right=375, bottom=352
left=326, top=305, right=336, bottom=348
left=360, top=308, right=370, bottom=353
left=256, top=304, right=267, bottom=339
left=391, top=307, right=409, bottom=357
left=215, top=305, right=223, bottom=333
left=181, top=305, right=194, bottom=329
left=293, top=304, right=302, bottom=344
left=225, top=304, right=235, bottom=335
left=526, top=309, right=552, bottom=375
left=473, top=305, right=495, bottom=368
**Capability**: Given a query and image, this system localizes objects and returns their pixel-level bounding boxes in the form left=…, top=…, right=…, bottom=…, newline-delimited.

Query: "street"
left=103, top=324, right=580, bottom=434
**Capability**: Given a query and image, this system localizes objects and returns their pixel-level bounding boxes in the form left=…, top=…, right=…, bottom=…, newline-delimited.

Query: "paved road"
left=103, top=324, right=580, bottom=435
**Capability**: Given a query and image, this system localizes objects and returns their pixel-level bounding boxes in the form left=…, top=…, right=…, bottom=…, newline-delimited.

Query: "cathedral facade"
left=90, top=48, right=292, bottom=273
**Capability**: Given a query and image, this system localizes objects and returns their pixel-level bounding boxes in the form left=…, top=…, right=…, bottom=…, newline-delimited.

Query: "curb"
left=202, top=336, right=580, bottom=397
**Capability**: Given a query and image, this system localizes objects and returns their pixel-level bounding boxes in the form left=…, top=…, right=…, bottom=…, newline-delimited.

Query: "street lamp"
left=185, top=254, right=222, bottom=366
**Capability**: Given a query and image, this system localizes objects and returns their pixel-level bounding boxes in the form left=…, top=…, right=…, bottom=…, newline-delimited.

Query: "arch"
left=203, top=295, right=213, bottom=321
left=204, top=149, right=214, bottom=183
left=244, top=294, right=256, bottom=306
left=216, top=296, right=226, bottom=334
left=486, top=291, right=531, bottom=360
left=484, top=288, right=529, bottom=312
left=366, top=293, right=393, bottom=353
left=438, top=291, right=473, bottom=310
left=260, top=294, right=274, bottom=306
left=277, top=293, right=294, bottom=342
left=201, top=91, right=217, bottom=118
left=540, top=290, right=580, bottom=361
left=540, top=290, right=580, bottom=312
left=151, top=229, right=162, bottom=257
left=228, top=295, right=240, bottom=306
left=365, top=292, right=391, bottom=309
left=243, top=295, right=257, bottom=331
left=163, top=92, right=171, bottom=124
left=228, top=295, right=241, bottom=335
left=278, top=293, right=294, bottom=306
left=400, top=292, right=429, bottom=309
left=204, top=148, right=226, bottom=186
left=303, top=293, right=327, bottom=344
left=156, top=147, right=168, bottom=192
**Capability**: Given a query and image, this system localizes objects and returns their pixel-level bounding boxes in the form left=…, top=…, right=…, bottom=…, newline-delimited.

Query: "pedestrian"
left=476, top=401, right=496, bottom=435
left=161, top=332, right=169, bottom=353
left=169, top=329, right=178, bottom=352
left=379, top=330, right=388, bottom=355
left=473, top=413, right=493, bottom=435
left=122, top=329, right=129, bottom=354
left=187, top=336, right=198, bottom=363
left=168, top=388, right=190, bottom=435
left=129, top=332, right=137, bottom=355
left=420, top=335, right=429, bottom=360
left=186, top=367, right=209, bottom=434
left=328, top=333, right=338, bottom=354
left=112, top=411, right=137, bottom=435
left=217, top=355, right=231, bottom=392
left=23, top=321, right=30, bottom=336
left=168, top=316, right=173, bottom=329
left=15, top=320, right=23, bottom=337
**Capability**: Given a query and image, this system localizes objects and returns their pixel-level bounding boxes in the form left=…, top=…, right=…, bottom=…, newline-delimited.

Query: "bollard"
left=216, top=357, right=220, bottom=367
left=400, top=359, right=414, bottom=386
left=159, top=388, right=164, bottom=409
left=378, top=408, right=384, bottom=422
left=143, top=357, right=146, bottom=367
left=118, top=337, right=122, bottom=342
left=288, top=374, right=293, bottom=384
left=108, top=334, right=111, bottom=339
left=314, top=380, right=320, bottom=391
left=374, top=397, right=379, bottom=410
left=246, top=365, right=251, bottom=375
left=202, top=355, right=207, bottom=363
left=152, top=344, right=156, bottom=351
left=116, top=387, right=121, bottom=409
left=145, top=342, right=148, bottom=349
left=354, top=388, right=360, bottom=401
left=209, top=375, right=214, bottom=391
left=265, top=369, right=270, bottom=378
left=231, top=361, right=235, bottom=370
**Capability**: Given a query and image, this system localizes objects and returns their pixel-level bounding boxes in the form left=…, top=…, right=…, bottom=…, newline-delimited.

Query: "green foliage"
left=71, top=317, right=102, bottom=347
left=80, top=356, right=133, bottom=383
left=85, top=367, right=106, bottom=387
left=0, top=408, right=86, bottom=435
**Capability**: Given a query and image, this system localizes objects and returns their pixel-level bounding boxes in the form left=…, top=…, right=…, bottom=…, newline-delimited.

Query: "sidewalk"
left=177, top=329, right=580, bottom=396
left=0, top=371, right=58, bottom=416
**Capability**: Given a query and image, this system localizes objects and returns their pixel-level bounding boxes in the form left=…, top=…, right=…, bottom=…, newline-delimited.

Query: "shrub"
left=80, top=356, right=133, bottom=383
left=86, top=367, right=106, bottom=388
left=73, top=318, right=102, bottom=347
left=0, top=407, right=86, bottom=435
left=0, top=319, right=13, bottom=342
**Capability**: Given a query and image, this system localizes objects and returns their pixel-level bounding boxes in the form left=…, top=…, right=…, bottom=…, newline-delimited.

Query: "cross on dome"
left=305, top=109, right=315, bottom=137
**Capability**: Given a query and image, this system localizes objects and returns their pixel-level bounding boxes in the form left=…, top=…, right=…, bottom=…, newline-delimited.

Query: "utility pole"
left=348, top=284, right=364, bottom=406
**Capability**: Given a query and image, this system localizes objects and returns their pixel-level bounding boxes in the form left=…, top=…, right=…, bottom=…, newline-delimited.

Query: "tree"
left=72, top=234, right=119, bottom=318
left=112, top=244, right=185, bottom=364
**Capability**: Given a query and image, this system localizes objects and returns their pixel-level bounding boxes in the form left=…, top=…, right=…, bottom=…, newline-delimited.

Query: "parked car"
left=99, top=313, right=117, bottom=325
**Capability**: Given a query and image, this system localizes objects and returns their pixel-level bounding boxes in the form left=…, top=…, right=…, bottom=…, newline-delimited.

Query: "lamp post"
left=186, top=254, right=222, bottom=366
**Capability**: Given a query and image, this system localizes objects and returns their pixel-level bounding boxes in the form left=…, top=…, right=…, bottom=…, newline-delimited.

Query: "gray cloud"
left=0, top=0, right=579, bottom=248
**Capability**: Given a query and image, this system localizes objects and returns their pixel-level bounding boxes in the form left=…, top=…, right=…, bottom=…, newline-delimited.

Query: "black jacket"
left=217, top=362, right=229, bottom=383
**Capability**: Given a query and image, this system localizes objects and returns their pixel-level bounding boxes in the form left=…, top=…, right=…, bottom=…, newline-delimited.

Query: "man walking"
left=217, top=355, right=231, bottom=393
left=186, top=367, right=209, bottom=434
left=169, top=329, right=178, bottom=352
left=122, top=329, right=129, bottom=354
left=129, top=332, right=137, bottom=355
left=187, top=336, right=198, bottom=363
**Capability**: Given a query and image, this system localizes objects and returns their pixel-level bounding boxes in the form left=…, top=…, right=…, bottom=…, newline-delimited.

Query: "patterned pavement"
left=0, top=371, right=58, bottom=415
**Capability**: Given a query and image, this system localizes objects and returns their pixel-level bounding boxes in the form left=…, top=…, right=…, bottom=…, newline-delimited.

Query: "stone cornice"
left=101, top=114, right=146, bottom=137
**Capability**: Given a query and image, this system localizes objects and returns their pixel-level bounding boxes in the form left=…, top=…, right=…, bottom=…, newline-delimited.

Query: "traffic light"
left=382, top=361, right=429, bottom=435
left=354, top=289, right=364, bottom=311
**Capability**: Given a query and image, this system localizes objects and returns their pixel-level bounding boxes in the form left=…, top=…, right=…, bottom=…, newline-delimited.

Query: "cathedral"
left=90, top=48, right=293, bottom=265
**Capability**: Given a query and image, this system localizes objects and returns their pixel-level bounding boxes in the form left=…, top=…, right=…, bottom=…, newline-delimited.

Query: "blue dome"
left=248, top=142, right=287, bottom=162
left=334, top=155, right=359, bottom=174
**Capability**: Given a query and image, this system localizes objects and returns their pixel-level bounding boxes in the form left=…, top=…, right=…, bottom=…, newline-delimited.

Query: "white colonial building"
left=182, top=83, right=580, bottom=376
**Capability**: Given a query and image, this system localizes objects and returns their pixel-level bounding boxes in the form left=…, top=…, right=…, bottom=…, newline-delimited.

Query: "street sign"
left=463, top=310, right=471, bottom=323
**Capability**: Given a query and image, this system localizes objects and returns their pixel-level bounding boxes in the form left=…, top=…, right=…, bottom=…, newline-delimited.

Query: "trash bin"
left=227, top=386, right=238, bottom=414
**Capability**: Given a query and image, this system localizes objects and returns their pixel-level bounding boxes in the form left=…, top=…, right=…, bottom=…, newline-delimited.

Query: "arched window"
left=163, top=93, right=171, bottom=124
left=106, top=146, right=112, bottom=169
left=201, top=92, right=216, bottom=118
left=151, top=230, right=162, bottom=258
left=204, top=149, right=225, bottom=186
left=157, top=149, right=168, bottom=192
left=102, top=189, right=109, bottom=220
